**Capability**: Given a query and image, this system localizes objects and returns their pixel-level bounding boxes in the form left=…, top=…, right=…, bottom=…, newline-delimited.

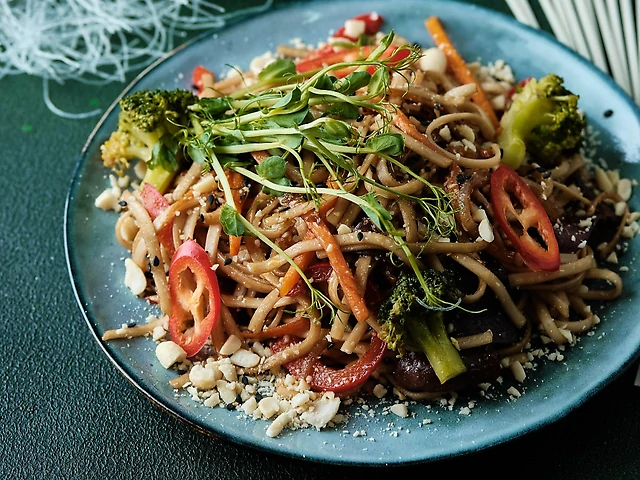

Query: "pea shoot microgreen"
left=180, top=31, right=456, bottom=313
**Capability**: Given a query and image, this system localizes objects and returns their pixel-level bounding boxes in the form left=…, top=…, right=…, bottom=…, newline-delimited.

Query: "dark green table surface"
left=2, top=1, right=639, bottom=478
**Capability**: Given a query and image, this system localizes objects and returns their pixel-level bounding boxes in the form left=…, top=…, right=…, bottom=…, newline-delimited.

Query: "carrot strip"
left=425, top=16, right=500, bottom=129
left=239, top=316, right=309, bottom=340
left=279, top=240, right=316, bottom=297
left=226, top=170, right=247, bottom=256
left=278, top=197, right=338, bottom=297
left=304, top=212, right=370, bottom=322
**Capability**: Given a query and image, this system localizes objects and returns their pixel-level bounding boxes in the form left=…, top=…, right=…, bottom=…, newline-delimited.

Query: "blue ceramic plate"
left=65, top=0, right=640, bottom=465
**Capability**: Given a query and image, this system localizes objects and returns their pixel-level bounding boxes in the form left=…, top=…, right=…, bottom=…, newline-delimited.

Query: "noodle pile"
left=100, top=21, right=636, bottom=427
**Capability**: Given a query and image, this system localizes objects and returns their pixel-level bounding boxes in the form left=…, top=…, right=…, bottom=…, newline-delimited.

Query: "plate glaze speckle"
left=65, top=0, right=640, bottom=465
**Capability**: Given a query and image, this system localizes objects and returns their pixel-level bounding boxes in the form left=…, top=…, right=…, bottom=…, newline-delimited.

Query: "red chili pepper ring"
left=489, top=164, right=561, bottom=272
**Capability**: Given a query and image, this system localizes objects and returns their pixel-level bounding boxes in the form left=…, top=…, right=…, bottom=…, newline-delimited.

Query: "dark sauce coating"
left=392, top=348, right=501, bottom=393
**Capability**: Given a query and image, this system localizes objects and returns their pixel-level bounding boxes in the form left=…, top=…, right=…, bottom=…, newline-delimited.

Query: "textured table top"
left=1, top=1, right=639, bottom=478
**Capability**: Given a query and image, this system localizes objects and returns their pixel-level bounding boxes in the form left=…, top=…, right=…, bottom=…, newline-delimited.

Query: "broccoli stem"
left=142, top=165, right=175, bottom=194
left=405, top=312, right=467, bottom=384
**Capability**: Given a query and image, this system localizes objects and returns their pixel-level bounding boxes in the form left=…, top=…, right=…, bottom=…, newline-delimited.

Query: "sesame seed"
left=152, top=256, right=160, bottom=267
left=604, top=109, right=614, bottom=118
left=224, top=257, right=232, bottom=266
left=118, top=200, right=128, bottom=207
left=357, top=232, right=364, bottom=241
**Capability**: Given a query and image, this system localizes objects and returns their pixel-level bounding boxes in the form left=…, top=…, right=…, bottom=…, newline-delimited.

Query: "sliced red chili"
left=490, top=164, right=560, bottom=271
left=168, top=240, right=221, bottom=357
left=271, top=333, right=386, bottom=393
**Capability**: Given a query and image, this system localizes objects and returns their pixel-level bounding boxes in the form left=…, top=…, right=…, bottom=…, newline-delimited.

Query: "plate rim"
left=64, top=0, right=640, bottom=466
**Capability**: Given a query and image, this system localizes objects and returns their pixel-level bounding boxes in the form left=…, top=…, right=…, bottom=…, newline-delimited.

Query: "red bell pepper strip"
left=489, top=164, right=560, bottom=272
left=192, top=65, right=214, bottom=95
left=140, top=183, right=175, bottom=257
left=333, top=12, right=385, bottom=41
left=296, top=46, right=374, bottom=74
left=296, top=44, right=411, bottom=79
left=271, top=333, right=386, bottom=393
left=168, top=240, right=221, bottom=357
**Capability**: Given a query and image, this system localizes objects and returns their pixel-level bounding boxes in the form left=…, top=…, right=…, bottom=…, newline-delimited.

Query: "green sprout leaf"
left=360, top=192, right=392, bottom=230
left=272, top=86, right=302, bottom=110
left=258, top=59, right=296, bottom=81
left=187, top=144, right=207, bottom=166
left=256, top=155, right=287, bottom=180
left=321, top=118, right=355, bottom=139
left=220, top=204, right=245, bottom=237
left=217, top=131, right=245, bottom=146
left=366, top=133, right=405, bottom=156
left=326, top=102, right=361, bottom=119
left=368, top=67, right=390, bottom=96
left=313, top=74, right=337, bottom=91
left=256, top=155, right=291, bottom=196
left=149, top=134, right=179, bottom=172
left=262, top=177, right=292, bottom=196
left=275, top=134, right=303, bottom=149
left=262, top=107, right=309, bottom=128
left=334, top=71, right=372, bottom=95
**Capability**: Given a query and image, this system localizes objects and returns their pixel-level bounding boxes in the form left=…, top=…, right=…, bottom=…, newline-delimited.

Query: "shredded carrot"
left=425, top=16, right=500, bottom=129
left=304, top=212, right=370, bottom=322
left=239, top=316, right=309, bottom=340
left=278, top=239, right=316, bottom=297
left=226, top=170, right=247, bottom=256
left=278, top=196, right=338, bottom=297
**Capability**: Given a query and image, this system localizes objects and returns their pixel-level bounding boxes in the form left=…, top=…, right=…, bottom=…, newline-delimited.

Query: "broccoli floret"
left=498, top=74, right=585, bottom=168
left=100, top=89, right=197, bottom=192
left=378, top=269, right=467, bottom=384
